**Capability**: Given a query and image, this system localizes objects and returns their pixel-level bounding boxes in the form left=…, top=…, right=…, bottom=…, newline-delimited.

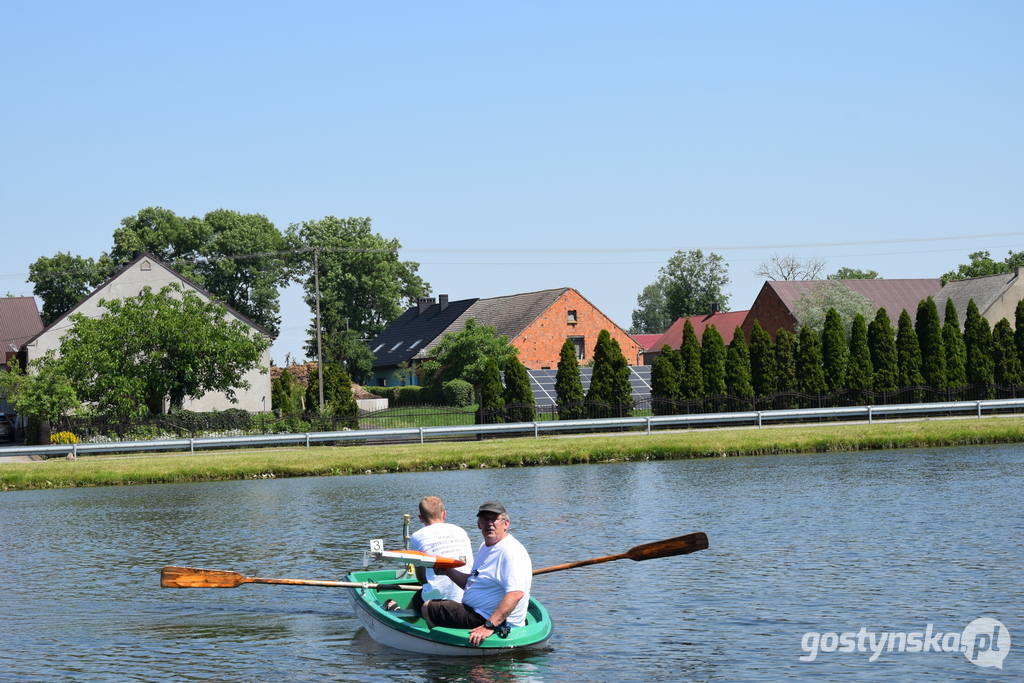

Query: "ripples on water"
left=0, top=444, right=1020, bottom=682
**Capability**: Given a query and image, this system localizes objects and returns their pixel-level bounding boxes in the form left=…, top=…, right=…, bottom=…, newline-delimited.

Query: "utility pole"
left=314, top=248, right=324, bottom=407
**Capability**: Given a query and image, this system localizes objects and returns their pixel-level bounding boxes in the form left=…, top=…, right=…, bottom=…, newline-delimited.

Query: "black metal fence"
left=48, top=382, right=1024, bottom=443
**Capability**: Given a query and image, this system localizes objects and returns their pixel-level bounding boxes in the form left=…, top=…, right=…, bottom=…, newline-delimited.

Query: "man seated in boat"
left=407, top=496, right=474, bottom=612
left=422, top=500, right=533, bottom=646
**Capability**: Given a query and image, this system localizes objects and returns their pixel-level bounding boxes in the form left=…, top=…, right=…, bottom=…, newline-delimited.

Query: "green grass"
left=4, top=415, right=1024, bottom=491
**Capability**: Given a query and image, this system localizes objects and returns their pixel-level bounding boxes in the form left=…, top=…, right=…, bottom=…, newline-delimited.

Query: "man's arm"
left=437, top=567, right=470, bottom=590
left=468, top=590, right=524, bottom=646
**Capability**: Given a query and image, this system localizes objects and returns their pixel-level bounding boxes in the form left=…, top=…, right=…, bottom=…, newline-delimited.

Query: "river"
left=1, top=444, right=1020, bottom=682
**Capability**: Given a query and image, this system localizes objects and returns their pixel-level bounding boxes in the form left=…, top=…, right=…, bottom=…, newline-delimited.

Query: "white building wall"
left=22, top=256, right=271, bottom=413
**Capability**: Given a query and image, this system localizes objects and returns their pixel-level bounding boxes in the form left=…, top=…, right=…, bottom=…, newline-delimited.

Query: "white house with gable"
left=21, top=252, right=273, bottom=413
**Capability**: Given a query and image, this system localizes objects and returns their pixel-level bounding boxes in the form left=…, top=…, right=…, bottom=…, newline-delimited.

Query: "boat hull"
left=346, top=569, right=552, bottom=657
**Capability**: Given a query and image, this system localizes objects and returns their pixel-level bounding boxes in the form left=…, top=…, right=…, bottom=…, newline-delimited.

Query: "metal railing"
left=5, top=397, right=1024, bottom=460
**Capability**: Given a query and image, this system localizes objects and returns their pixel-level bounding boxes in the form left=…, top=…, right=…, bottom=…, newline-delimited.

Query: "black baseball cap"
left=477, top=501, right=507, bottom=516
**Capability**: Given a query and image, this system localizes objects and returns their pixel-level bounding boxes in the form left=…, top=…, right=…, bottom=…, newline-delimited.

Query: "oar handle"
left=245, top=577, right=421, bottom=590
left=532, top=553, right=628, bottom=575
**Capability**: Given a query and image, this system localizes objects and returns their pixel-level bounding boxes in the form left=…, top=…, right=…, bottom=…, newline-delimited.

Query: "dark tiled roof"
left=650, top=310, right=750, bottom=350
left=369, top=297, right=478, bottom=368
left=766, top=279, right=942, bottom=317
left=934, top=270, right=1020, bottom=326
left=0, top=297, right=43, bottom=353
left=455, top=288, right=571, bottom=341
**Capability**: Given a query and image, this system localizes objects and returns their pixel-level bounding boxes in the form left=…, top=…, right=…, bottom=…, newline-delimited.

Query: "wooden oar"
left=532, top=531, right=709, bottom=576
left=160, top=565, right=422, bottom=590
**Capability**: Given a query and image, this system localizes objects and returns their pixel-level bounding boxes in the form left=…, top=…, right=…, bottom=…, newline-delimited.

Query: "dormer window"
left=390, top=341, right=404, bottom=351
left=373, top=343, right=385, bottom=353
left=409, top=339, right=422, bottom=350
left=567, top=310, right=578, bottom=324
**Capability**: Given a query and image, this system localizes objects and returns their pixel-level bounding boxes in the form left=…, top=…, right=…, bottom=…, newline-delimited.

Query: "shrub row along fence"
left=50, top=382, right=1024, bottom=442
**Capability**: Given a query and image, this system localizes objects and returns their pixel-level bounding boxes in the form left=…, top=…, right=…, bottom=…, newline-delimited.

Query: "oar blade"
left=627, top=532, right=709, bottom=561
left=161, top=565, right=247, bottom=588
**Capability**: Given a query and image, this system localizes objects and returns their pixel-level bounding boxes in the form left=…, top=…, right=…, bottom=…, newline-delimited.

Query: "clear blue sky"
left=3, top=2, right=1022, bottom=363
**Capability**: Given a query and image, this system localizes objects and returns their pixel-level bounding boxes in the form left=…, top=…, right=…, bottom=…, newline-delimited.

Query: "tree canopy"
left=941, top=250, right=1024, bottom=285
left=52, top=284, right=270, bottom=419
left=792, top=280, right=874, bottom=338
left=754, top=253, right=826, bottom=281
left=426, top=318, right=519, bottom=388
left=28, top=253, right=110, bottom=326
left=630, top=250, right=730, bottom=334
left=288, top=216, right=429, bottom=341
left=828, top=267, right=880, bottom=280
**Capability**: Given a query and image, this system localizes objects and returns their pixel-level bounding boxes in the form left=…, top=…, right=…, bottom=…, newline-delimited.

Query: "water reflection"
left=1, top=445, right=1022, bottom=681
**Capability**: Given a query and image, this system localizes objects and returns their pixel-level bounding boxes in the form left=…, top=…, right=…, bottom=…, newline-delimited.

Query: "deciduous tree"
left=56, top=284, right=270, bottom=419
left=792, top=280, right=874, bottom=338
left=630, top=250, right=730, bottom=333
left=429, top=318, right=519, bottom=387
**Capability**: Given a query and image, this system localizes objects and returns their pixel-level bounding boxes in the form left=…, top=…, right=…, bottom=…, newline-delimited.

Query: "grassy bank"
left=3, top=416, right=1024, bottom=491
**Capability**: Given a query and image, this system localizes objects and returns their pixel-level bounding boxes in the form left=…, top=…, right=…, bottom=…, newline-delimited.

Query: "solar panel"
left=527, top=366, right=651, bottom=406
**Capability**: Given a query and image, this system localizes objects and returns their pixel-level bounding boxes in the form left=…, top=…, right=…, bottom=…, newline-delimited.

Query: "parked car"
left=0, top=415, right=14, bottom=442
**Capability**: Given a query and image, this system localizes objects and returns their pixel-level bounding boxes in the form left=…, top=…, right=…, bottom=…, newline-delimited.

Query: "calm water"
left=1, top=445, right=1021, bottom=682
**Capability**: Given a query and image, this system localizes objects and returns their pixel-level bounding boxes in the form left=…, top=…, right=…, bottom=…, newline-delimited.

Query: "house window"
left=390, top=341, right=404, bottom=351
left=377, top=378, right=387, bottom=386
left=571, top=336, right=585, bottom=360
left=567, top=310, right=578, bottom=324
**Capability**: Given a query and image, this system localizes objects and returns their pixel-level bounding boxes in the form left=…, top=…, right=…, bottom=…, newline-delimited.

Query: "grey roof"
left=934, top=269, right=1021, bottom=327
left=448, top=288, right=571, bottom=347
left=766, top=278, right=942, bottom=317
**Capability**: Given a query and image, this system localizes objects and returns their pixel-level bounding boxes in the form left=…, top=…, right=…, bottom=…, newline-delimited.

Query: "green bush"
left=166, top=408, right=253, bottom=433
left=443, top=379, right=474, bottom=408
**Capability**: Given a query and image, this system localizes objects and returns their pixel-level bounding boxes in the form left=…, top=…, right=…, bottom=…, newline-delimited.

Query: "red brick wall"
left=511, top=289, right=642, bottom=369
left=740, top=283, right=799, bottom=341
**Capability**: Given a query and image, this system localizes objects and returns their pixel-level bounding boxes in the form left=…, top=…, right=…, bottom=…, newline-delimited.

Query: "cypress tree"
left=555, top=338, right=585, bottom=420
left=272, top=367, right=297, bottom=414
left=943, top=299, right=967, bottom=390
left=502, top=355, right=536, bottom=422
left=964, top=299, right=994, bottom=386
left=992, top=318, right=1023, bottom=387
left=868, top=307, right=898, bottom=392
left=725, top=327, right=754, bottom=399
left=796, top=326, right=826, bottom=395
left=1016, top=299, right=1024, bottom=366
left=650, top=345, right=682, bottom=415
left=847, top=313, right=873, bottom=395
left=700, top=324, right=727, bottom=396
left=749, top=320, right=777, bottom=398
left=896, top=309, right=924, bottom=389
left=586, top=329, right=633, bottom=417
left=480, top=356, right=505, bottom=422
left=774, top=329, right=798, bottom=394
left=304, top=363, right=359, bottom=427
left=678, top=319, right=704, bottom=400
left=821, top=308, right=848, bottom=393
left=915, top=297, right=946, bottom=390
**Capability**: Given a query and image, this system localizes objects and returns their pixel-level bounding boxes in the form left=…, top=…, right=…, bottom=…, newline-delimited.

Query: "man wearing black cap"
left=422, top=500, right=533, bottom=646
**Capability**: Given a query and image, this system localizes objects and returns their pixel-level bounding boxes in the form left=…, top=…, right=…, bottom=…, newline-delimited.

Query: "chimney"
left=417, top=297, right=436, bottom=315
left=711, top=302, right=721, bottom=315
left=439, top=294, right=449, bottom=311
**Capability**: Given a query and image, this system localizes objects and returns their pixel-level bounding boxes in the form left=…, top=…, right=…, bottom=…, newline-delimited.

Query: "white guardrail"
left=6, top=398, right=1024, bottom=460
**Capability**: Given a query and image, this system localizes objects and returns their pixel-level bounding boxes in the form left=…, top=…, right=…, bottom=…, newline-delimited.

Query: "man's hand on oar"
left=532, top=531, right=708, bottom=576
left=160, top=565, right=421, bottom=590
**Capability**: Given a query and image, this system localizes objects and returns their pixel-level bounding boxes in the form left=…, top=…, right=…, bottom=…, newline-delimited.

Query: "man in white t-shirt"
left=407, top=496, right=473, bottom=612
left=423, top=501, right=533, bottom=646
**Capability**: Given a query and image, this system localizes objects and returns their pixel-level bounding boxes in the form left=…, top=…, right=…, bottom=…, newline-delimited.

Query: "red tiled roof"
left=765, top=279, right=941, bottom=317
left=0, top=297, right=43, bottom=356
left=630, top=334, right=663, bottom=350
left=650, top=310, right=750, bottom=350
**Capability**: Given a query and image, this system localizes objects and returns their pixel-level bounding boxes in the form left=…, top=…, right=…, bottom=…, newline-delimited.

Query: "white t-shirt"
left=463, top=533, right=532, bottom=627
left=409, top=522, right=474, bottom=601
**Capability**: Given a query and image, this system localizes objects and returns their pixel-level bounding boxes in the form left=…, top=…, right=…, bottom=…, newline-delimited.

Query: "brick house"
left=368, top=287, right=640, bottom=386
left=740, top=279, right=942, bottom=341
